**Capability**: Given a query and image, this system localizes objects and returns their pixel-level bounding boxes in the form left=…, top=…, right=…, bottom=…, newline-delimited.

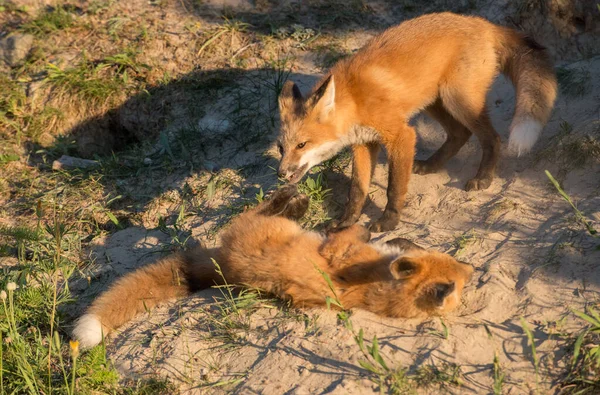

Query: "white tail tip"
left=72, top=314, right=104, bottom=349
left=508, top=118, right=543, bottom=156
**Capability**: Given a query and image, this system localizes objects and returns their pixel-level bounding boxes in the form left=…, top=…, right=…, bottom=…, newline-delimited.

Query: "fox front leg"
left=369, top=124, right=416, bottom=232
left=332, top=142, right=379, bottom=229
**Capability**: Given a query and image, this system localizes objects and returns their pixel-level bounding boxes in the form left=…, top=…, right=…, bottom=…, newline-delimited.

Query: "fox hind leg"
left=413, top=99, right=472, bottom=175
left=440, top=89, right=500, bottom=191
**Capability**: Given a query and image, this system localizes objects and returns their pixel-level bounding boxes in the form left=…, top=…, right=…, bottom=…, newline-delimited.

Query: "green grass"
left=451, top=229, right=479, bottom=258
left=21, top=5, right=74, bottom=36
left=288, top=172, right=334, bottom=230
left=561, top=308, right=600, bottom=393
left=492, top=350, right=505, bottom=395
left=0, top=208, right=121, bottom=394
left=414, top=362, right=463, bottom=389
left=546, top=170, right=598, bottom=240
left=520, top=317, right=540, bottom=387
left=44, top=57, right=131, bottom=106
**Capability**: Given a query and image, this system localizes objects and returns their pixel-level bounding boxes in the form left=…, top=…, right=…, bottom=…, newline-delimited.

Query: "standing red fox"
left=72, top=185, right=473, bottom=349
left=276, top=12, right=557, bottom=231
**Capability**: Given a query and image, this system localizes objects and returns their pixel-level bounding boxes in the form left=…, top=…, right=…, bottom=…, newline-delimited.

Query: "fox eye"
left=296, top=142, right=307, bottom=149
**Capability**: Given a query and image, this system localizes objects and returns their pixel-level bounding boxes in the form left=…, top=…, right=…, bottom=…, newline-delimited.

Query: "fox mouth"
left=287, top=164, right=309, bottom=184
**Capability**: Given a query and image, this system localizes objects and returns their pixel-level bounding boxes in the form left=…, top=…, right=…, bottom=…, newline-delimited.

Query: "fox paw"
left=327, top=217, right=359, bottom=232
left=412, top=160, right=439, bottom=175
left=465, top=177, right=492, bottom=191
left=270, top=184, right=299, bottom=202
left=369, top=214, right=400, bottom=232
left=281, top=193, right=309, bottom=220
left=258, top=185, right=300, bottom=216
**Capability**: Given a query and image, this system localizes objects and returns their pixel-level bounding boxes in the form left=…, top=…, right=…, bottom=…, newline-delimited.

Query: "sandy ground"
left=68, top=2, right=600, bottom=394
left=82, top=58, right=600, bottom=394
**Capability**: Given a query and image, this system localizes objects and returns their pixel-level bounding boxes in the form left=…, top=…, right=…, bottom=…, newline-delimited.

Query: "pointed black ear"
left=389, top=257, right=420, bottom=280
left=279, top=81, right=303, bottom=102
left=427, top=282, right=455, bottom=306
left=306, top=75, right=335, bottom=115
left=385, top=238, right=424, bottom=252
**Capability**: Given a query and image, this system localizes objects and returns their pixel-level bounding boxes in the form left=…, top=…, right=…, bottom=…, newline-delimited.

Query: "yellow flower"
left=6, top=282, right=17, bottom=291
left=0, top=290, right=6, bottom=300
left=69, top=340, right=80, bottom=358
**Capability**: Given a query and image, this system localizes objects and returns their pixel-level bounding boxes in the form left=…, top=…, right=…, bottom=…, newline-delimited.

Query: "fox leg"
left=441, top=84, right=500, bottom=191
left=449, top=107, right=500, bottom=191
left=370, top=123, right=416, bottom=232
left=333, top=142, right=379, bottom=229
left=413, top=99, right=472, bottom=175
left=465, top=111, right=501, bottom=191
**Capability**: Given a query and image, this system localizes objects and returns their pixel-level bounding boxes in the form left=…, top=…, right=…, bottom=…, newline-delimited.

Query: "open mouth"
left=287, top=164, right=309, bottom=184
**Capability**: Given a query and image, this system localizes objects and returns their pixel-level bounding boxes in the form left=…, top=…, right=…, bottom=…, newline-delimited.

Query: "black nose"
left=278, top=170, right=286, bottom=179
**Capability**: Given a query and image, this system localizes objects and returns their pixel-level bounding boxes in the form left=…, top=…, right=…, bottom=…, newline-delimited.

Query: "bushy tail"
left=72, top=247, right=220, bottom=349
left=497, top=28, right=558, bottom=155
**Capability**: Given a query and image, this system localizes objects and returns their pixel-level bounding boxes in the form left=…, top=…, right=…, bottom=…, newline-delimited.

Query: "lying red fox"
left=73, top=185, right=473, bottom=348
left=276, top=12, right=557, bottom=231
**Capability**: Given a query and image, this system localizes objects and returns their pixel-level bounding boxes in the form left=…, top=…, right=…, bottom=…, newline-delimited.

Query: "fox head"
left=387, top=240, right=474, bottom=315
left=277, top=75, right=349, bottom=183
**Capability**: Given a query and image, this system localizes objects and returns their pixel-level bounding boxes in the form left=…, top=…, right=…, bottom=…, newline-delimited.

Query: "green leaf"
left=255, top=188, right=264, bottom=203
left=357, top=328, right=364, bottom=349
left=206, top=179, right=216, bottom=200
left=589, top=307, right=600, bottom=324
left=106, top=211, right=120, bottom=227
left=572, top=309, right=600, bottom=327
left=358, top=359, right=379, bottom=374
left=571, top=329, right=588, bottom=370
left=370, top=336, right=389, bottom=371
left=177, top=204, right=185, bottom=226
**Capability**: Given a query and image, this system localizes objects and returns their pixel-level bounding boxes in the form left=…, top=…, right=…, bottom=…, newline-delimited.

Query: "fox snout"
left=278, top=167, right=294, bottom=182
left=278, top=163, right=308, bottom=184
left=278, top=165, right=298, bottom=183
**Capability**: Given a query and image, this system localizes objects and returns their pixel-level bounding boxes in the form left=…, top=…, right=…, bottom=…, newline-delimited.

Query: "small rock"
left=1, top=33, right=34, bottom=67
left=143, top=157, right=152, bottom=165
left=199, top=367, right=209, bottom=381
left=52, top=155, right=100, bottom=170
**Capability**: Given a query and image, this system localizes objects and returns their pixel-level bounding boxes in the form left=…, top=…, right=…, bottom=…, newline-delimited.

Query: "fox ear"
left=279, top=81, right=303, bottom=111
left=389, top=257, right=420, bottom=280
left=307, top=75, right=335, bottom=117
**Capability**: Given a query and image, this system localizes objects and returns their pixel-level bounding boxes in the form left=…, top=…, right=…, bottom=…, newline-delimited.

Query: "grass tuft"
left=21, top=6, right=74, bottom=36
left=561, top=308, right=600, bottom=393
left=44, top=58, right=130, bottom=105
